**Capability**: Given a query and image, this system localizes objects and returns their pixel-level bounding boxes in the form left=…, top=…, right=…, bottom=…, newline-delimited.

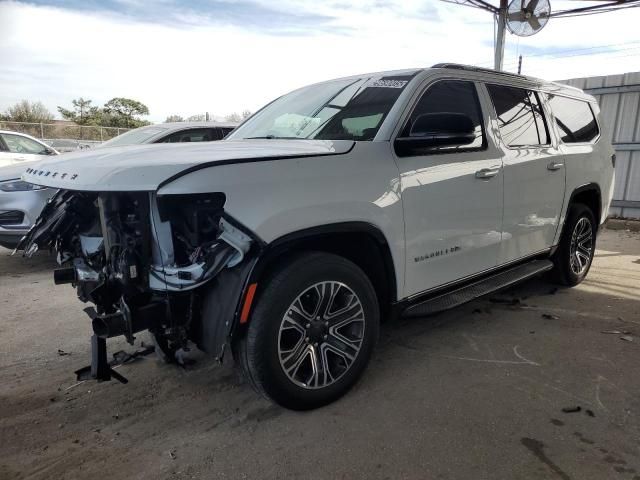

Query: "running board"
left=402, top=259, right=554, bottom=318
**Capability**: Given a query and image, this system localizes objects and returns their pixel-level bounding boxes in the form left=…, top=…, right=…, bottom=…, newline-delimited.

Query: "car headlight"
left=0, top=180, right=46, bottom=192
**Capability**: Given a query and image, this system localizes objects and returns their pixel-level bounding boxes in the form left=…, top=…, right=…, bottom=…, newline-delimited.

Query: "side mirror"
left=394, top=112, right=476, bottom=157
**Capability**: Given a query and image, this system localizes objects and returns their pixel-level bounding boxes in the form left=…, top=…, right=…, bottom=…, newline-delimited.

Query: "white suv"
left=18, top=64, right=614, bottom=410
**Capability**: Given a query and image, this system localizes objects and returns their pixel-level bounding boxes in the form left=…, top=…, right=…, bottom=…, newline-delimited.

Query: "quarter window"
left=487, top=85, right=549, bottom=147
left=547, top=95, right=599, bottom=143
left=400, top=80, right=485, bottom=151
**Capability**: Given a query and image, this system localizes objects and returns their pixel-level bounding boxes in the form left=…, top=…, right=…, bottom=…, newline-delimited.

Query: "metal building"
left=560, top=71, right=640, bottom=219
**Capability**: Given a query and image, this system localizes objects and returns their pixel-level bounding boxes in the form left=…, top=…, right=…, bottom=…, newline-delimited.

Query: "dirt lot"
left=1, top=228, right=639, bottom=480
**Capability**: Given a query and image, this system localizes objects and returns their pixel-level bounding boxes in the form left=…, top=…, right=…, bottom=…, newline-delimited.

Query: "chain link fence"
left=0, top=121, right=131, bottom=152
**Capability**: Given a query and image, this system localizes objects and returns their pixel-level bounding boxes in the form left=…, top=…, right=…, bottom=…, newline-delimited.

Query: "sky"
left=0, top=0, right=639, bottom=123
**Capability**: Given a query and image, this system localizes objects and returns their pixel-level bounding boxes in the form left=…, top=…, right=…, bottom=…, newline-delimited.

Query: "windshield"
left=228, top=73, right=416, bottom=141
left=99, top=126, right=168, bottom=147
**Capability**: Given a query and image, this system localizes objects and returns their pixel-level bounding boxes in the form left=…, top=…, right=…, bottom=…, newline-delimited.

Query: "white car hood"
left=20, top=139, right=354, bottom=191
left=0, top=162, right=35, bottom=182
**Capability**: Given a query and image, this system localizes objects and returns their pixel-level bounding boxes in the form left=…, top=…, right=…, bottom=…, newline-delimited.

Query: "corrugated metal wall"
left=559, top=71, right=640, bottom=219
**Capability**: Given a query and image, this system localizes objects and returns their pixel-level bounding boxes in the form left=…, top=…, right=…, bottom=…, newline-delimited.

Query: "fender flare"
left=227, top=221, right=398, bottom=340
left=553, top=182, right=603, bottom=252
left=566, top=182, right=602, bottom=221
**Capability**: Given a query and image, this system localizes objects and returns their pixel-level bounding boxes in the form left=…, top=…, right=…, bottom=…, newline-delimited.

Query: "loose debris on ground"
left=561, top=406, right=582, bottom=414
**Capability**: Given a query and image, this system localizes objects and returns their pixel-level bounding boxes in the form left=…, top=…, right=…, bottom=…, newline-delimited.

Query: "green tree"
left=165, top=115, right=184, bottom=123
left=4, top=100, right=53, bottom=123
left=187, top=114, right=205, bottom=122
left=103, top=97, right=150, bottom=128
left=57, top=98, right=99, bottom=125
left=241, top=110, right=252, bottom=119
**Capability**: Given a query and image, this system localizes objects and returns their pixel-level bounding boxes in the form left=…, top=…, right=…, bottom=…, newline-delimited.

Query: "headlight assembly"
left=0, top=180, right=46, bottom=192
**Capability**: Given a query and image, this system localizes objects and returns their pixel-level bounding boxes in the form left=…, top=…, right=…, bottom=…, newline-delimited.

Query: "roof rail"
left=431, top=63, right=528, bottom=80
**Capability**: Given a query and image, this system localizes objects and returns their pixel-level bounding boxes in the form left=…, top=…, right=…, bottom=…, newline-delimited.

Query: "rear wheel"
left=237, top=252, right=379, bottom=410
left=549, top=203, right=596, bottom=286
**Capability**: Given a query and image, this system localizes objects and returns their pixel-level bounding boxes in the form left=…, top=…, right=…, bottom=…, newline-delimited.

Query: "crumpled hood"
left=20, top=139, right=354, bottom=191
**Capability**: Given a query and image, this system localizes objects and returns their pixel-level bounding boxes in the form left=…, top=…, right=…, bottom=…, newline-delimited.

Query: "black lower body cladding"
left=18, top=189, right=259, bottom=366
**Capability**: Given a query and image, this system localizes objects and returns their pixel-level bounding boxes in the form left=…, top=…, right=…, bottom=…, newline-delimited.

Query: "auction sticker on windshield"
left=369, top=79, right=408, bottom=88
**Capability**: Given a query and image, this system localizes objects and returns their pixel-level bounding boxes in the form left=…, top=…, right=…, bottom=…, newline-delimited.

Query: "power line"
left=439, top=0, right=497, bottom=13
left=521, top=41, right=640, bottom=59
left=440, top=0, right=640, bottom=17
left=440, top=0, right=640, bottom=71
left=551, top=0, right=640, bottom=18
left=534, top=49, right=640, bottom=63
left=476, top=41, right=640, bottom=67
left=495, top=51, right=640, bottom=75
left=553, top=6, right=640, bottom=19
left=501, top=45, right=640, bottom=67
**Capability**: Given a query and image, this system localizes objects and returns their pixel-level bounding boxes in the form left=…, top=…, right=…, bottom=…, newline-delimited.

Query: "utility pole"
left=517, top=55, right=523, bottom=74
left=494, top=0, right=508, bottom=71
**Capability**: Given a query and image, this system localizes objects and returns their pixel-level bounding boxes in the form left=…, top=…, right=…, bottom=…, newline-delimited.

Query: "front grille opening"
left=0, top=210, right=25, bottom=226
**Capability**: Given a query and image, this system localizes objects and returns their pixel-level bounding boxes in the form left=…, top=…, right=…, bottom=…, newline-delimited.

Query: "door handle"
left=475, top=167, right=500, bottom=179
left=547, top=161, right=564, bottom=171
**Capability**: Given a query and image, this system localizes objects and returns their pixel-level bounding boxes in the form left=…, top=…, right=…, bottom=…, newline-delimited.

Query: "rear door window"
left=487, top=85, right=549, bottom=147
left=547, top=95, right=599, bottom=143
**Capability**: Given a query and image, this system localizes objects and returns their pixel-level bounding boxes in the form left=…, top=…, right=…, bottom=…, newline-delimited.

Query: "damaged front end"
left=18, top=190, right=258, bottom=381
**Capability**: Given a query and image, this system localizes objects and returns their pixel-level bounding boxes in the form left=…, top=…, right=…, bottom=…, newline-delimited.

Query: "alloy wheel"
left=278, top=281, right=365, bottom=389
left=569, top=217, right=593, bottom=275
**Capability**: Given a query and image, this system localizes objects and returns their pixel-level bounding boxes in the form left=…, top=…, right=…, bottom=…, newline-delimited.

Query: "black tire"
left=237, top=252, right=379, bottom=410
left=549, top=203, right=597, bottom=286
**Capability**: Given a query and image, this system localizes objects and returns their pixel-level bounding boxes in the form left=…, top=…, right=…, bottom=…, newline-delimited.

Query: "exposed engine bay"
left=17, top=190, right=256, bottom=379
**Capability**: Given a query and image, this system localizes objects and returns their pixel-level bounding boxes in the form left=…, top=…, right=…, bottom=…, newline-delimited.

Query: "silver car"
left=0, top=122, right=237, bottom=249
left=0, top=130, right=58, bottom=249
left=96, top=121, right=238, bottom=148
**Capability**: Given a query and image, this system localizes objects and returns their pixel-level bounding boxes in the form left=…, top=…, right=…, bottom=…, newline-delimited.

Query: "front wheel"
left=549, top=203, right=597, bottom=286
left=237, top=252, right=379, bottom=410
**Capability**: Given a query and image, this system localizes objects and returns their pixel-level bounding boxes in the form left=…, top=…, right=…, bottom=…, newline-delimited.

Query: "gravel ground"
left=0, top=228, right=639, bottom=480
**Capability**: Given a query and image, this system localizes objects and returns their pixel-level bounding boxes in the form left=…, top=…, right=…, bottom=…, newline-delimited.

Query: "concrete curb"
left=606, top=218, right=640, bottom=232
